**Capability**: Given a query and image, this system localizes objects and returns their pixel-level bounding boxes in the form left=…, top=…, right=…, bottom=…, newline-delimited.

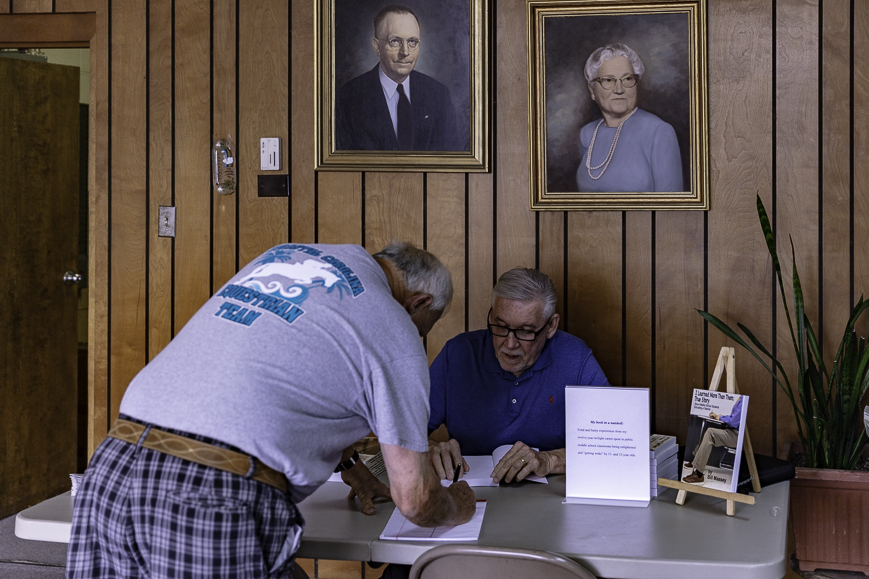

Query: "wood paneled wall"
left=7, top=0, right=866, bottom=460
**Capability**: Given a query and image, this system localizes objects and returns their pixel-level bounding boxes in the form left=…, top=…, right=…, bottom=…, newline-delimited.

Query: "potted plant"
left=698, top=194, right=869, bottom=574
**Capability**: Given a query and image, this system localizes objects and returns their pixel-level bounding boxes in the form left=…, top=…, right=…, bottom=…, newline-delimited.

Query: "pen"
left=453, top=463, right=462, bottom=483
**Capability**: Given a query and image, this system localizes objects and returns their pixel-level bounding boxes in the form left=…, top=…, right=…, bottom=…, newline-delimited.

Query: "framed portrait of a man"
left=527, top=0, right=709, bottom=210
left=315, top=0, right=489, bottom=172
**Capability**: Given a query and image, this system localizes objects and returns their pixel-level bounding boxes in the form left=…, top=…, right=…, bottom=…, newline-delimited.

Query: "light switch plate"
left=260, top=137, right=281, bottom=170
left=158, top=206, right=176, bottom=237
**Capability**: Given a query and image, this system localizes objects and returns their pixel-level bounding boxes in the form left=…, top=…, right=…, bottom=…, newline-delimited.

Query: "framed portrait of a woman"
left=315, top=0, right=489, bottom=172
left=527, top=0, right=709, bottom=210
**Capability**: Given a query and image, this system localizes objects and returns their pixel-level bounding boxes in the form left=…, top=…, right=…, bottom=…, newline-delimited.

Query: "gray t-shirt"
left=120, top=243, right=430, bottom=502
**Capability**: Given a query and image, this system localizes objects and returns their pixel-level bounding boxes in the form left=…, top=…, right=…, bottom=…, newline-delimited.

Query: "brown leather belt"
left=107, top=419, right=287, bottom=493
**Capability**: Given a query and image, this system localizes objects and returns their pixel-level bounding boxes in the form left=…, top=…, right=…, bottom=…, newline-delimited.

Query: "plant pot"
left=785, top=443, right=869, bottom=573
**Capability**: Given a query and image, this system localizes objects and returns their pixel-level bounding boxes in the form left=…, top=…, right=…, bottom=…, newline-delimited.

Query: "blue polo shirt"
left=428, top=329, right=610, bottom=455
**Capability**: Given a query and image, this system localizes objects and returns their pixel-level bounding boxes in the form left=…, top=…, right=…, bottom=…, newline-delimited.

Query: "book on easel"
left=657, top=347, right=760, bottom=516
left=681, top=389, right=749, bottom=493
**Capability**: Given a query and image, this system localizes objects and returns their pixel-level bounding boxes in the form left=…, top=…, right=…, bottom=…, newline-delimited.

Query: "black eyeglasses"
left=592, top=74, right=638, bottom=90
left=486, top=308, right=552, bottom=342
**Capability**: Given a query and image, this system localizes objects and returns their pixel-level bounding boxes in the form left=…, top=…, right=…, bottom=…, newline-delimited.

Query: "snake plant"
left=698, top=194, right=869, bottom=470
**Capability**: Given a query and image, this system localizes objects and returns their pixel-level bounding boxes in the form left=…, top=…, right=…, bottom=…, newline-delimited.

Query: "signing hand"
left=491, top=441, right=563, bottom=483
left=342, top=462, right=392, bottom=516
left=446, top=480, right=477, bottom=525
left=428, top=438, right=469, bottom=480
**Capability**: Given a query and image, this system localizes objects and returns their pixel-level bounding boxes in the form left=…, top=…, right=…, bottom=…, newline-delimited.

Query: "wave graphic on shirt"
left=241, top=253, right=352, bottom=303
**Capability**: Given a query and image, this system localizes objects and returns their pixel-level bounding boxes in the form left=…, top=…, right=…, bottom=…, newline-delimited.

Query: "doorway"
left=39, top=47, right=91, bottom=476
left=0, top=48, right=88, bottom=519
left=0, top=10, right=101, bottom=521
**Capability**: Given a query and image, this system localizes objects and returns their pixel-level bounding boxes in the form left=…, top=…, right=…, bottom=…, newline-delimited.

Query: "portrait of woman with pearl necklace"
left=576, top=43, right=684, bottom=193
left=528, top=2, right=708, bottom=211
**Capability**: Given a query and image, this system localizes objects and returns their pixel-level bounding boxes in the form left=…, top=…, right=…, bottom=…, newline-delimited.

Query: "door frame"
left=1, top=8, right=108, bottom=457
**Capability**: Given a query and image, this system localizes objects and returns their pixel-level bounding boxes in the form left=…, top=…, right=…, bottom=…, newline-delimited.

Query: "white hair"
left=584, top=43, right=645, bottom=84
left=491, top=268, right=557, bottom=319
left=373, top=242, right=453, bottom=312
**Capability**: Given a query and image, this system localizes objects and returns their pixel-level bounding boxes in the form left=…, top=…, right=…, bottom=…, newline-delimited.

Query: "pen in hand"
left=453, top=463, right=462, bottom=484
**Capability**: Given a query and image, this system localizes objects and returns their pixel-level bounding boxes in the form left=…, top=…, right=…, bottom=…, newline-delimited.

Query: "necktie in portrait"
left=397, top=83, right=413, bottom=150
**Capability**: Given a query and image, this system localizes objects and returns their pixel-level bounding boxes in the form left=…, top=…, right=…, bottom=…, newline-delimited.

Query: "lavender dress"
left=576, top=108, right=684, bottom=193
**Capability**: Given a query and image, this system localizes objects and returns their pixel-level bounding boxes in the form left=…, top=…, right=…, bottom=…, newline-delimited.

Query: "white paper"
left=564, top=386, right=650, bottom=506
left=379, top=499, right=487, bottom=541
left=440, top=445, right=549, bottom=487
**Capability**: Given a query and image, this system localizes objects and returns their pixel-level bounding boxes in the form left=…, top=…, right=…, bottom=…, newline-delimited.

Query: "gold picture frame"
left=527, top=0, right=709, bottom=210
left=315, top=0, right=489, bottom=172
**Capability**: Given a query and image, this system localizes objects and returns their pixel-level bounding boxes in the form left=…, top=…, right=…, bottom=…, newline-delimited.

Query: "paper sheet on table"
left=379, top=499, right=487, bottom=541
left=440, top=445, right=549, bottom=487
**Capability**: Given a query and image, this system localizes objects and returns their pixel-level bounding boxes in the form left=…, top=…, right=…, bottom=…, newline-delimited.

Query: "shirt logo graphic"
left=244, top=259, right=340, bottom=299
left=214, top=244, right=365, bottom=328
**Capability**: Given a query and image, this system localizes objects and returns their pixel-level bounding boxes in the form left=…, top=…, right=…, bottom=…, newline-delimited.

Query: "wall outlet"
left=260, top=137, right=281, bottom=170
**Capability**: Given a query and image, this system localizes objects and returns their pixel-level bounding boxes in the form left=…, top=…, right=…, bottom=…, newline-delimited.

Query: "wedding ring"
left=520, top=458, right=526, bottom=464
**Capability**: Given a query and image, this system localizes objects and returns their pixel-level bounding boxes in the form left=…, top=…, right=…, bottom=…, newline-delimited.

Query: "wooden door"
left=0, top=56, right=80, bottom=519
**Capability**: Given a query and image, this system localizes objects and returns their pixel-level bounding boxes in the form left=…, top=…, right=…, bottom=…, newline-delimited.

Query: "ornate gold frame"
left=315, top=0, right=489, bottom=172
left=527, top=1, right=709, bottom=210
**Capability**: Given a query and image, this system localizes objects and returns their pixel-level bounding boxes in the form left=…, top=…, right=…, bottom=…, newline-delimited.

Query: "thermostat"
left=260, top=138, right=281, bottom=170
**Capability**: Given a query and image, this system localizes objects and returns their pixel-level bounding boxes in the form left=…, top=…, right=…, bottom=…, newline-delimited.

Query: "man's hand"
left=428, top=439, right=469, bottom=480
left=490, top=441, right=566, bottom=483
left=445, top=480, right=476, bottom=525
left=382, top=443, right=477, bottom=527
left=341, top=461, right=392, bottom=516
left=710, top=412, right=721, bottom=420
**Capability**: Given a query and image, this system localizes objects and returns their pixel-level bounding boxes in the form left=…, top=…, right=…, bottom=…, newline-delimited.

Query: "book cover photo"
left=681, top=389, right=749, bottom=493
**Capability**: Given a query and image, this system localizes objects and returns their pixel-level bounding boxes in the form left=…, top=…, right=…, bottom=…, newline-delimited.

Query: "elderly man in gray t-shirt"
left=67, top=242, right=475, bottom=579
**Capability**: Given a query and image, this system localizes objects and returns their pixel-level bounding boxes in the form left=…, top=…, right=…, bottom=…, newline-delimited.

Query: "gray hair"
left=374, top=5, right=419, bottom=37
left=491, top=268, right=557, bottom=319
left=584, top=43, right=645, bottom=84
left=373, top=242, right=453, bottom=312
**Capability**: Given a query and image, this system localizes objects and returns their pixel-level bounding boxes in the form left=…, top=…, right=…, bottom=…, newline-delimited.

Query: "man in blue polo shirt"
left=428, top=267, right=610, bottom=483
left=377, top=268, right=610, bottom=579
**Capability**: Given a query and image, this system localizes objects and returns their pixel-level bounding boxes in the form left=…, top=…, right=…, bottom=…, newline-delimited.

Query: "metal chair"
left=408, top=544, right=598, bottom=579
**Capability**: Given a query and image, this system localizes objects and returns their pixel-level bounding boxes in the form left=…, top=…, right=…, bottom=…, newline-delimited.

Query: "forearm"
left=538, top=448, right=566, bottom=475
left=382, top=443, right=474, bottom=527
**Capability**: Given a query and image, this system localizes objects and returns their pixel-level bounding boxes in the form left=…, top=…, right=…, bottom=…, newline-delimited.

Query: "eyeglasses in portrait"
left=527, top=0, right=709, bottom=210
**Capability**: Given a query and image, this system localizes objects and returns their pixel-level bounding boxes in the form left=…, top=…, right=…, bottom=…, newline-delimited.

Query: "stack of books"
left=650, top=434, right=678, bottom=497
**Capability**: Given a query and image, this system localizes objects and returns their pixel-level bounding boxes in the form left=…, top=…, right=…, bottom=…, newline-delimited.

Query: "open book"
left=441, top=444, right=548, bottom=487
left=682, top=389, right=749, bottom=493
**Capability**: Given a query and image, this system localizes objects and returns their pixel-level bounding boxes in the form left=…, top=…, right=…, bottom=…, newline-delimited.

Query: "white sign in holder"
left=564, top=386, right=650, bottom=507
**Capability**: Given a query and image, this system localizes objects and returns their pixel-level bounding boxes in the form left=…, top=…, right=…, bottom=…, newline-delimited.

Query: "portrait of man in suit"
left=335, top=4, right=464, bottom=152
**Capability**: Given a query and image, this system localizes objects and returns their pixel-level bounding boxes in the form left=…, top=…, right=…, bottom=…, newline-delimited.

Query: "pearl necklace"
left=585, top=107, right=638, bottom=181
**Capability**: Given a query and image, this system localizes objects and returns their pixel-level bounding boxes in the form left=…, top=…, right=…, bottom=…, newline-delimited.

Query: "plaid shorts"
left=67, top=416, right=304, bottom=578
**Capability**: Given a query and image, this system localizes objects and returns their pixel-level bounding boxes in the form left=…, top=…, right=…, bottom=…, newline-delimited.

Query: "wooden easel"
left=656, top=347, right=761, bottom=516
